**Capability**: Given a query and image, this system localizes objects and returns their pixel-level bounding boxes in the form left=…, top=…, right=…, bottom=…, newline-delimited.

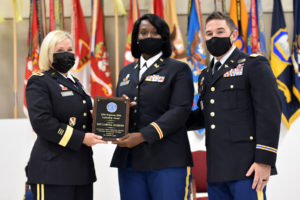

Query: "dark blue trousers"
left=118, top=167, right=192, bottom=200
left=207, top=178, right=266, bottom=200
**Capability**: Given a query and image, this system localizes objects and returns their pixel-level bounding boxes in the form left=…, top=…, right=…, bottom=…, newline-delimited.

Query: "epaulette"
left=249, top=53, right=261, bottom=58
left=32, top=72, right=44, bottom=77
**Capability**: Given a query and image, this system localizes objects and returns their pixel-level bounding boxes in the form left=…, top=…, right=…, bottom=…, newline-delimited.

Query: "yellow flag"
left=0, top=12, right=5, bottom=23
left=165, top=0, right=186, bottom=61
left=229, top=0, right=248, bottom=52
left=11, top=0, right=23, bottom=22
left=113, top=0, right=127, bottom=15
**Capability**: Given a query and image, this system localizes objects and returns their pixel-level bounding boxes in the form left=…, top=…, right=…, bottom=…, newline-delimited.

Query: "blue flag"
left=270, top=0, right=300, bottom=129
left=187, top=0, right=207, bottom=134
left=292, top=0, right=300, bottom=103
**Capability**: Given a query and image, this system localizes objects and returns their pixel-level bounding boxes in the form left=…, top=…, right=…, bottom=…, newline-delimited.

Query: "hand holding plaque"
left=92, top=97, right=130, bottom=141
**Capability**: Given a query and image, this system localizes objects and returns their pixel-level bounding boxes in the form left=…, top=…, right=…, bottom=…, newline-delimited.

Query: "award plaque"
left=92, top=97, right=130, bottom=141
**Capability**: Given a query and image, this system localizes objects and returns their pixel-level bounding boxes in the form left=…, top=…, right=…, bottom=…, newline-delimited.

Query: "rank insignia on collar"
left=159, top=58, right=164, bottom=62
left=230, top=60, right=234, bottom=63
left=69, top=117, right=76, bottom=127
left=154, top=63, right=160, bottom=68
left=145, top=74, right=165, bottom=82
left=134, top=64, right=138, bottom=69
left=237, top=58, right=246, bottom=63
left=225, top=64, right=229, bottom=68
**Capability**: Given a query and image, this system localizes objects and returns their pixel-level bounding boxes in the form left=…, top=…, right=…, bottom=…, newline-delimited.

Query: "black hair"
left=131, top=14, right=172, bottom=58
left=206, top=11, right=236, bottom=31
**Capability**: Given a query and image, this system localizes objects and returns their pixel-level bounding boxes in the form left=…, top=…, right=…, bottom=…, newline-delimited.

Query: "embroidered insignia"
left=69, top=117, right=77, bottom=127
left=237, top=58, right=246, bottom=63
left=61, top=91, right=74, bottom=97
left=57, top=128, right=64, bottom=135
left=120, top=74, right=130, bottom=86
left=59, top=84, right=68, bottom=91
left=145, top=74, right=165, bottom=82
left=223, top=64, right=244, bottom=77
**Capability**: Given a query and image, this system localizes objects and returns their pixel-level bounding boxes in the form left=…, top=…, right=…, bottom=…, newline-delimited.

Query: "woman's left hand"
left=113, top=132, right=145, bottom=148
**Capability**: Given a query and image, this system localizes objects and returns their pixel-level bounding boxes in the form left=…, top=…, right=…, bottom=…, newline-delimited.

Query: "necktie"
left=212, top=61, right=222, bottom=75
left=139, top=63, right=148, bottom=80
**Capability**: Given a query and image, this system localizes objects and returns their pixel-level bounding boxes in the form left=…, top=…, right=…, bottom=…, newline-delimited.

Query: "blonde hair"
left=39, top=30, right=73, bottom=71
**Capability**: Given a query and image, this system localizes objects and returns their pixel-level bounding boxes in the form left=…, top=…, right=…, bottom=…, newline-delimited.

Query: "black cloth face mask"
left=206, top=32, right=233, bottom=57
left=138, top=38, right=164, bottom=56
left=52, top=52, right=75, bottom=73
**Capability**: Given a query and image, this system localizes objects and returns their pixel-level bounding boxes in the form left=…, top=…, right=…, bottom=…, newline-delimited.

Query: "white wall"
left=0, top=118, right=300, bottom=199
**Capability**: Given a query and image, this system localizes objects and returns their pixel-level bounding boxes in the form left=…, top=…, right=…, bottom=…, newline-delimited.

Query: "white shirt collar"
left=58, top=71, right=76, bottom=83
left=140, top=51, right=163, bottom=69
left=214, top=46, right=236, bottom=65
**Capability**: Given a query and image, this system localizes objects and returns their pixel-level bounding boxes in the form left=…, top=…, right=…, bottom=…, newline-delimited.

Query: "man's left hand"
left=246, top=162, right=271, bottom=192
left=113, top=132, right=145, bottom=148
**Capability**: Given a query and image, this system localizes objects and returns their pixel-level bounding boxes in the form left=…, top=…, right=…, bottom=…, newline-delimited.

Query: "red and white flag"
left=71, top=0, right=91, bottom=93
left=90, top=0, right=113, bottom=98
left=153, top=0, right=164, bottom=19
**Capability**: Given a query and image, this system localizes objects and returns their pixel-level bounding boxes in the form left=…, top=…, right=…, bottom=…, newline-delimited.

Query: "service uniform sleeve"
left=26, top=75, right=85, bottom=150
left=186, top=108, right=205, bottom=131
left=140, top=64, right=194, bottom=144
left=247, top=55, right=282, bottom=166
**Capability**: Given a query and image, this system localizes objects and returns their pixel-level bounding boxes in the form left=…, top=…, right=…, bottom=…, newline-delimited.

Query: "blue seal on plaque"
left=107, top=102, right=117, bottom=113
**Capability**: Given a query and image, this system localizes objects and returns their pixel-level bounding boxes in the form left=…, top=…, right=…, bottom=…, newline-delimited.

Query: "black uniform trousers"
left=30, top=184, right=93, bottom=200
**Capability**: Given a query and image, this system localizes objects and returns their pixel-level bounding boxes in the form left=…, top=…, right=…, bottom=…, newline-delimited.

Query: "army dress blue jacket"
left=25, top=69, right=96, bottom=185
left=111, top=57, right=194, bottom=170
left=187, top=48, right=282, bottom=182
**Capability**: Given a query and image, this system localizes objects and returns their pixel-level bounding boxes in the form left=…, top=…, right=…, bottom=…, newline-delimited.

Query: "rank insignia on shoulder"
left=69, top=117, right=76, bottom=127
left=250, top=53, right=260, bottom=57
left=120, top=74, right=130, bottom=86
left=145, top=74, right=165, bottom=82
left=32, top=72, right=44, bottom=76
left=237, top=58, right=246, bottom=63
left=223, top=64, right=244, bottom=77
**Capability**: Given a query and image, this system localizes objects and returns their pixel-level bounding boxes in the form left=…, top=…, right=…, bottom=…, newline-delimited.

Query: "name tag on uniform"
left=61, top=91, right=74, bottom=97
left=145, top=74, right=165, bottom=82
left=223, top=64, right=244, bottom=77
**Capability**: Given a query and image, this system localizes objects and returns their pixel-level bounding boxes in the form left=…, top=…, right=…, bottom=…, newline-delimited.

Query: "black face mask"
left=138, top=38, right=164, bottom=56
left=52, top=52, right=75, bottom=73
left=206, top=33, right=233, bottom=57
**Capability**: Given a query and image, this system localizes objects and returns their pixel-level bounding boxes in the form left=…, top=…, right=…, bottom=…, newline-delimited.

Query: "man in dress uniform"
left=187, top=12, right=282, bottom=200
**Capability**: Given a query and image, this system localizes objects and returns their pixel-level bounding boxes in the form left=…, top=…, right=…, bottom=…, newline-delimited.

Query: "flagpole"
left=13, top=1, right=18, bottom=118
left=114, top=4, right=120, bottom=89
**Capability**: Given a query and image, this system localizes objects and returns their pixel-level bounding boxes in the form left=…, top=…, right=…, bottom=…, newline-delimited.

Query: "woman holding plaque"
left=25, top=30, right=106, bottom=200
left=111, top=14, right=194, bottom=200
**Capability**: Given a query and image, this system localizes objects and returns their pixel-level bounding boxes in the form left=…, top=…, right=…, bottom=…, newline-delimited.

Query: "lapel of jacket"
left=49, top=70, right=85, bottom=96
left=130, top=61, right=140, bottom=86
left=210, top=48, right=241, bottom=86
left=140, top=57, right=166, bottom=83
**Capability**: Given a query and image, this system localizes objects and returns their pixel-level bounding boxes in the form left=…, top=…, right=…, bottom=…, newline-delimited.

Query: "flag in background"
left=270, top=0, right=300, bottom=129
left=292, top=0, right=300, bottom=103
left=214, top=0, right=226, bottom=12
left=49, top=0, right=64, bottom=31
left=165, top=0, right=186, bottom=61
left=153, top=0, right=164, bottom=19
left=124, top=0, right=140, bottom=66
left=90, top=0, right=113, bottom=98
left=71, top=0, right=91, bottom=93
left=229, top=0, right=248, bottom=52
left=247, top=0, right=266, bottom=55
left=23, top=0, right=45, bottom=114
left=187, top=0, right=207, bottom=134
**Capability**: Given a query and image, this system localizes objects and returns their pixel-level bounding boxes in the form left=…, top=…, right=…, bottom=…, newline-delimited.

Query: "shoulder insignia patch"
left=250, top=53, right=261, bottom=57
left=32, top=72, right=44, bottom=77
